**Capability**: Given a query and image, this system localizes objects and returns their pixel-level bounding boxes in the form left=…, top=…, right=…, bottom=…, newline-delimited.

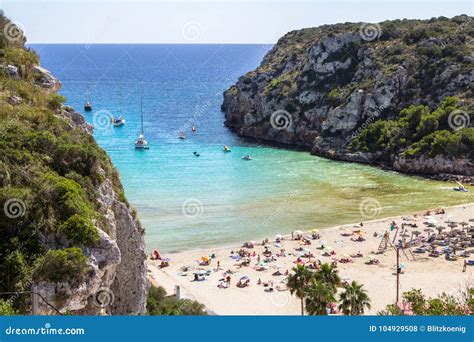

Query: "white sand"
left=147, top=204, right=474, bottom=315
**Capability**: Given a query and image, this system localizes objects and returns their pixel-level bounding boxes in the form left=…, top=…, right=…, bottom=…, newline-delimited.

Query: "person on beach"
left=217, top=260, right=221, bottom=270
left=463, top=260, right=467, bottom=272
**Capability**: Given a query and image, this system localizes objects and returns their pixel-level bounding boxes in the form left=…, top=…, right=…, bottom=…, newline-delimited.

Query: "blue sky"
left=1, top=0, right=472, bottom=43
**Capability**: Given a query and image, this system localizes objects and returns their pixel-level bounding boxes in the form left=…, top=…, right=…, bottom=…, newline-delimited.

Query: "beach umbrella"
left=275, top=234, right=284, bottom=240
left=293, top=230, right=303, bottom=236
left=311, top=229, right=319, bottom=234
left=240, top=276, right=249, bottom=281
left=194, top=270, right=207, bottom=275
left=342, top=254, right=350, bottom=258
left=427, top=218, right=438, bottom=226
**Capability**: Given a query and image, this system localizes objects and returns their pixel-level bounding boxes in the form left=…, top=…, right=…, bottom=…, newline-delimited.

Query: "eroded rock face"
left=222, top=18, right=473, bottom=177
left=33, top=66, right=62, bottom=91
left=393, top=156, right=474, bottom=176
left=33, top=229, right=121, bottom=315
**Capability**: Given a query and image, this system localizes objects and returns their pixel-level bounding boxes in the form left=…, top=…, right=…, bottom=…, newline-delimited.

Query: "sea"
left=30, top=44, right=472, bottom=252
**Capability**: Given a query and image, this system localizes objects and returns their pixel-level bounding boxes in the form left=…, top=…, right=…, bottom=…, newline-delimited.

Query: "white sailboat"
left=112, top=87, right=126, bottom=127
left=84, top=84, right=92, bottom=111
left=135, top=97, right=149, bottom=149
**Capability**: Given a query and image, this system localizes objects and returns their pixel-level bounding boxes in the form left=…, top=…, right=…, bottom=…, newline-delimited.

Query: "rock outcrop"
left=222, top=16, right=473, bottom=177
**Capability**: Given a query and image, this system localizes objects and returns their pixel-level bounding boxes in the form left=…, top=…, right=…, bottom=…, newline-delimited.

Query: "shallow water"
left=32, top=44, right=473, bottom=252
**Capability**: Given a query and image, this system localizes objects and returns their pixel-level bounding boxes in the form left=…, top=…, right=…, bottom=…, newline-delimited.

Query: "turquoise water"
left=32, top=44, right=472, bottom=252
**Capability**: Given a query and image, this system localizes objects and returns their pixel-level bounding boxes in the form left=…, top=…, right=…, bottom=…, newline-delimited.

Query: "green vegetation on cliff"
left=349, top=97, right=474, bottom=159
left=0, top=15, right=124, bottom=313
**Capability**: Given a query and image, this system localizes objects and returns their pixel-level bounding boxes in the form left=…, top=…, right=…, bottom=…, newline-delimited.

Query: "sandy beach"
left=147, top=203, right=474, bottom=315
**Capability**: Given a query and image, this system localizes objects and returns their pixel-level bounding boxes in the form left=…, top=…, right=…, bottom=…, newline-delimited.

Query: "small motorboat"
left=453, top=182, right=468, bottom=192
left=192, top=126, right=197, bottom=132
left=223, top=145, right=231, bottom=152
left=112, top=116, right=126, bottom=127
left=179, top=132, right=187, bottom=140
left=242, top=155, right=252, bottom=161
left=193, top=151, right=200, bottom=157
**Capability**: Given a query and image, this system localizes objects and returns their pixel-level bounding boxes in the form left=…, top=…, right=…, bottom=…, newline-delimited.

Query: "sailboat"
left=112, top=88, right=126, bottom=127
left=84, top=85, right=92, bottom=111
left=135, top=97, right=149, bottom=150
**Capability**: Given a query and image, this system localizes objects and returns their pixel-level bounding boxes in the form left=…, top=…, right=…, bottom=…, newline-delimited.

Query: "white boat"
left=135, top=98, right=149, bottom=150
left=113, top=89, right=126, bottom=127
left=112, top=116, right=126, bottom=127
left=242, top=155, right=252, bottom=160
left=84, top=85, right=92, bottom=111
left=178, top=132, right=187, bottom=140
left=453, top=181, right=468, bottom=192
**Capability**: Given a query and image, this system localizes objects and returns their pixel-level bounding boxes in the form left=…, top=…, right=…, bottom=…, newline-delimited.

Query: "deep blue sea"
left=30, top=44, right=471, bottom=252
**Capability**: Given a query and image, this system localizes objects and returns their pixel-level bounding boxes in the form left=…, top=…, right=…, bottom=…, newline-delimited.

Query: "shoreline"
left=147, top=203, right=474, bottom=315
left=151, top=202, right=474, bottom=255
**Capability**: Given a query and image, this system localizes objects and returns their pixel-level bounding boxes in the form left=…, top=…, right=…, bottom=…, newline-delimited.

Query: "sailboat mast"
left=140, top=97, right=144, bottom=135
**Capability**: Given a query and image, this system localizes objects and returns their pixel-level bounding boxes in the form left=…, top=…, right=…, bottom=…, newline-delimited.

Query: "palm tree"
left=314, top=263, right=341, bottom=289
left=338, top=281, right=371, bottom=315
left=305, top=279, right=336, bottom=315
left=287, top=264, right=313, bottom=315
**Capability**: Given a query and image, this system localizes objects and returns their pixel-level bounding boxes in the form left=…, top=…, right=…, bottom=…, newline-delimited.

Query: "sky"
left=1, top=0, right=472, bottom=44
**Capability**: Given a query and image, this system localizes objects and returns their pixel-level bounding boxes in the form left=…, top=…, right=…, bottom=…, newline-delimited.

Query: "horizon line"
left=27, top=42, right=277, bottom=45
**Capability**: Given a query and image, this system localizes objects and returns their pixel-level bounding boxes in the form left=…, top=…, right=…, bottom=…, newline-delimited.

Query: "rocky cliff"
left=222, top=15, right=473, bottom=177
left=0, top=15, right=149, bottom=315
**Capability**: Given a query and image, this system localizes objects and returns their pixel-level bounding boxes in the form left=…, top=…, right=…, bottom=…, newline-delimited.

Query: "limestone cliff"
left=222, top=15, right=473, bottom=177
left=0, top=15, right=149, bottom=315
